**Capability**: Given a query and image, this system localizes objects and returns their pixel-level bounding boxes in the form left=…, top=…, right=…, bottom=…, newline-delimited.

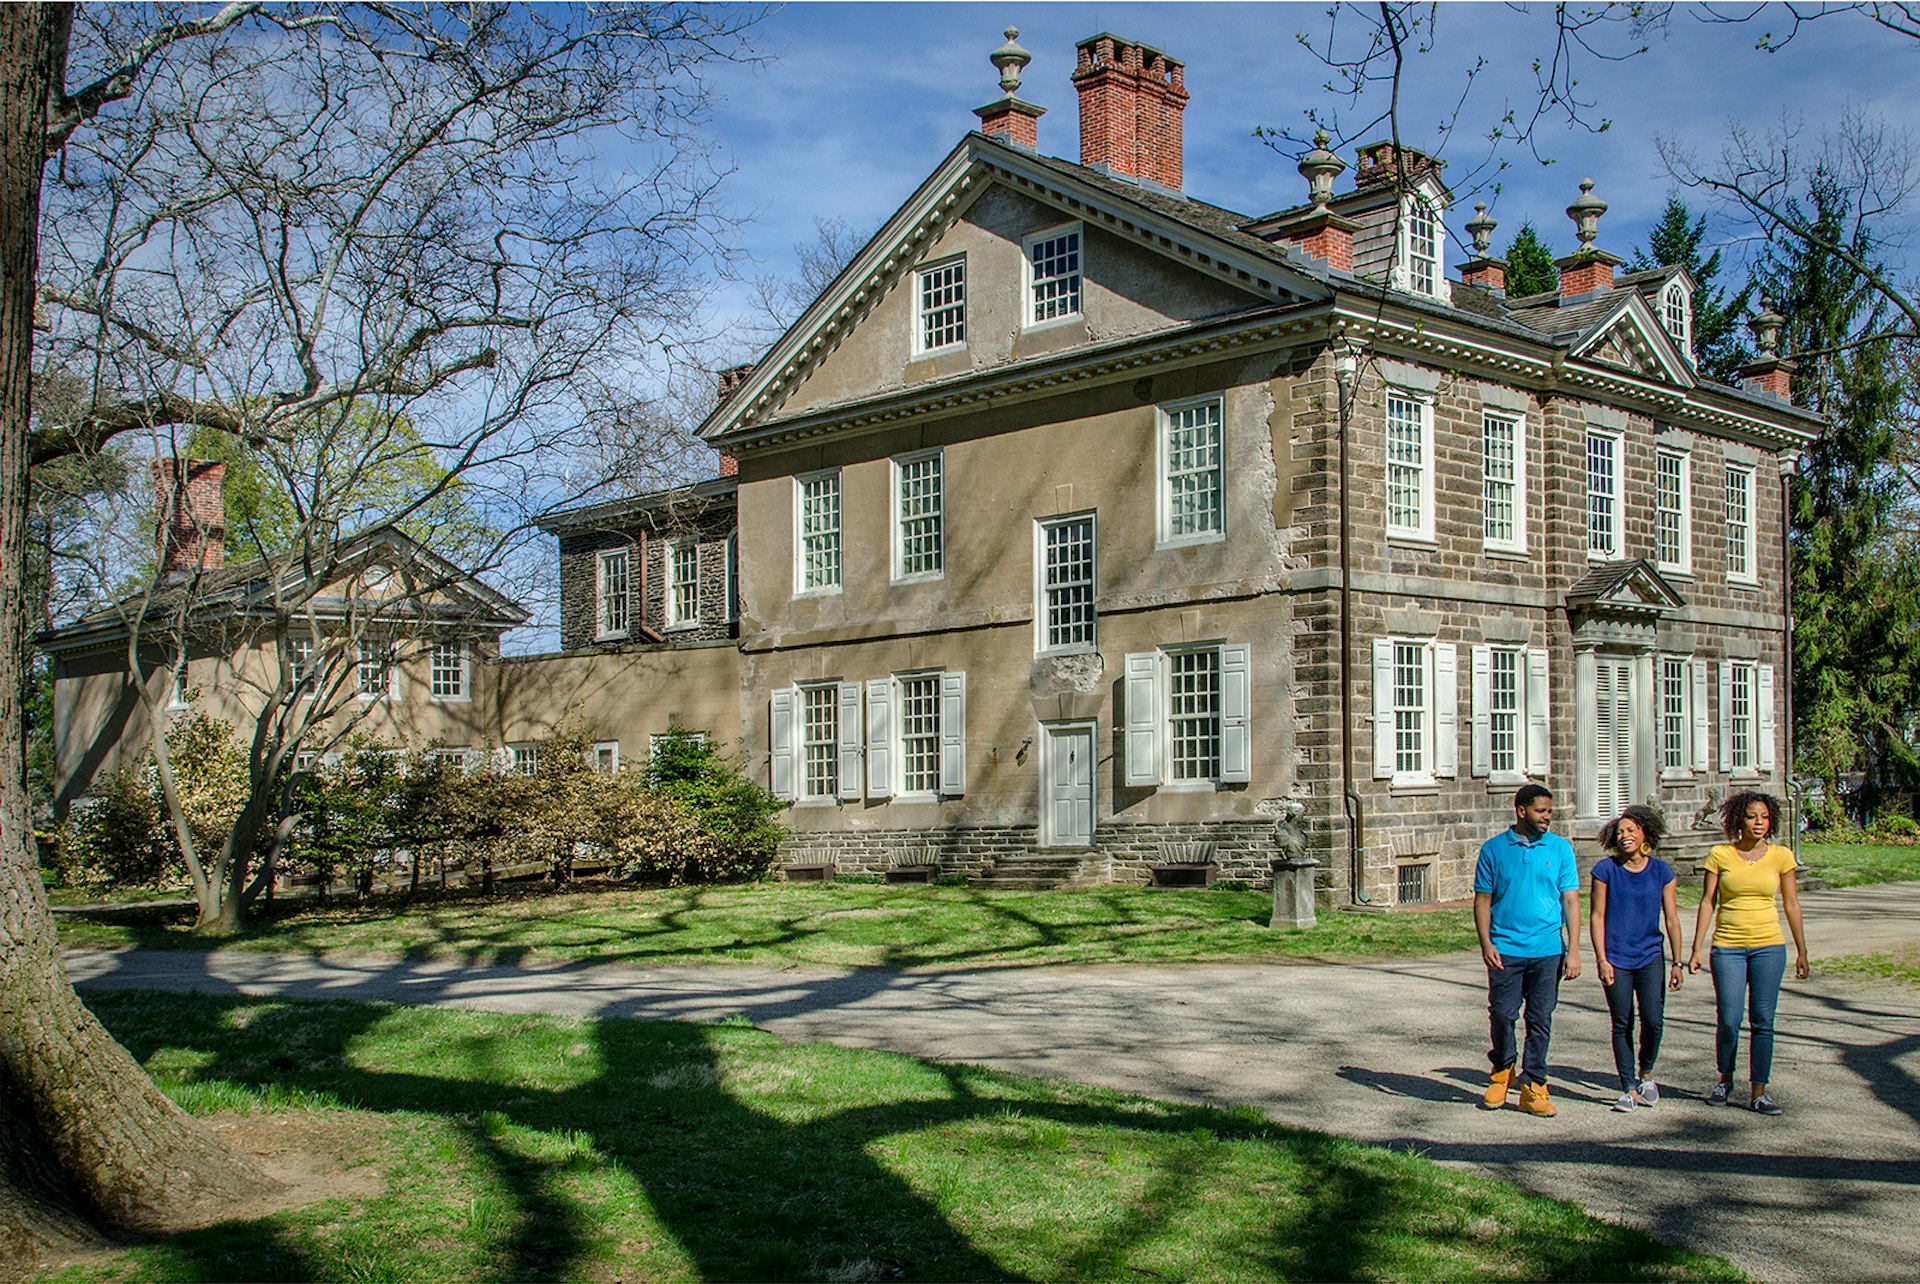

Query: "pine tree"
left=1502, top=221, right=1558, bottom=298
left=1754, top=165, right=1920, bottom=821
left=1628, top=195, right=1753, bottom=383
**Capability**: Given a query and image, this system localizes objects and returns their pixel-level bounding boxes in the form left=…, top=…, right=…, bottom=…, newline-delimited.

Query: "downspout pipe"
left=1779, top=451, right=1802, bottom=864
left=1334, top=338, right=1369, bottom=904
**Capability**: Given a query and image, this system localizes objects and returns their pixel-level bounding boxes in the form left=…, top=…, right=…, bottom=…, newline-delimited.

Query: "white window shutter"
left=837, top=680, right=863, bottom=801
left=865, top=679, right=893, bottom=799
left=1758, top=663, right=1776, bottom=772
left=1125, top=651, right=1163, bottom=787
left=769, top=689, right=796, bottom=801
left=1434, top=643, right=1459, bottom=778
left=1220, top=643, right=1251, bottom=784
left=1470, top=644, right=1492, bottom=778
left=1524, top=648, right=1550, bottom=775
left=940, top=670, right=967, bottom=796
left=1690, top=658, right=1710, bottom=770
left=1718, top=663, right=1734, bottom=773
left=1372, top=639, right=1395, bottom=780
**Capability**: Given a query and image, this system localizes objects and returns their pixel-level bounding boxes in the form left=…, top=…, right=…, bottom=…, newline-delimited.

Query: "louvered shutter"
left=865, top=679, right=893, bottom=799
left=1220, top=643, right=1251, bottom=783
left=769, top=689, right=795, bottom=801
left=1124, top=651, right=1162, bottom=787
left=837, top=681, right=863, bottom=801
left=1524, top=648, right=1550, bottom=775
left=1372, top=639, right=1395, bottom=779
left=1757, top=663, right=1776, bottom=772
left=1434, top=643, right=1459, bottom=778
left=1470, top=644, right=1492, bottom=778
left=940, top=671, right=967, bottom=796
left=1718, top=663, right=1734, bottom=773
left=1690, top=659, right=1710, bottom=770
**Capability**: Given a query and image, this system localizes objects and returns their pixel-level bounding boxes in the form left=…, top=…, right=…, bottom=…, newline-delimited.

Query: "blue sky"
left=698, top=2, right=1911, bottom=319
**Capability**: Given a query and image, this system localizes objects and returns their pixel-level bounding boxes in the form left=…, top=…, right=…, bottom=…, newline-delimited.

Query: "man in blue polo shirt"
left=1475, top=783, right=1581, bottom=1116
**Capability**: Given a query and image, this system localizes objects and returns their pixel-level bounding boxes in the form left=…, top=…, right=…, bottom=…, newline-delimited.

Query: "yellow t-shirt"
left=1706, top=844, right=1797, bottom=948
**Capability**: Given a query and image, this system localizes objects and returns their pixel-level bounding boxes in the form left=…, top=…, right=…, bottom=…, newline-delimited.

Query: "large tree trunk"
left=0, top=9, right=272, bottom=1269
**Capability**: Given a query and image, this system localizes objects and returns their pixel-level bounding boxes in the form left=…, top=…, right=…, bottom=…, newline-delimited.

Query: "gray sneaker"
left=1612, top=1092, right=1638, bottom=1112
left=1637, top=1078, right=1660, bottom=1107
left=1705, top=1081, right=1732, bottom=1106
left=1751, top=1094, right=1784, bottom=1116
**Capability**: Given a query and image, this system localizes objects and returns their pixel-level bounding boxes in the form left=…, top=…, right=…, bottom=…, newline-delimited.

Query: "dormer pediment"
left=1569, top=294, right=1696, bottom=389
left=1565, top=558, right=1687, bottom=618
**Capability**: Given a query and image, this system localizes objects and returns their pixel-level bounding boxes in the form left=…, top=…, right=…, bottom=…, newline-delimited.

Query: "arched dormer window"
left=1397, top=193, right=1446, bottom=301
left=1662, top=279, right=1692, bottom=359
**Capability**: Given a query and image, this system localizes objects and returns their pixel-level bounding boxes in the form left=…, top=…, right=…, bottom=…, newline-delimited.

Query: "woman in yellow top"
left=1687, top=791, right=1809, bottom=1114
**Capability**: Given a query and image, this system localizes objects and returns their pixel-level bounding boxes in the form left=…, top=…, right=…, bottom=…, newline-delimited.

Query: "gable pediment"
left=1569, top=295, right=1696, bottom=389
left=1565, top=558, right=1687, bottom=619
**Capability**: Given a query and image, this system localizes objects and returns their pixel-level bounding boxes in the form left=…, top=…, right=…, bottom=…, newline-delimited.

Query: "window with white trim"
left=1385, top=392, right=1434, bottom=541
left=1725, top=464, right=1756, bottom=584
left=1717, top=660, right=1774, bottom=776
left=1160, top=397, right=1224, bottom=545
left=665, top=540, right=699, bottom=627
left=170, top=658, right=190, bottom=709
left=649, top=730, right=709, bottom=761
left=1482, top=411, right=1524, bottom=552
left=1025, top=223, right=1082, bottom=326
left=724, top=532, right=739, bottom=622
left=796, top=471, right=842, bottom=593
left=1663, top=280, right=1692, bottom=357
left=914, top=257, right=966, bottom=353
left=1037, top=514, right=1096, bottom=653
left=1401, top=196, right=1443, bottom=299
left=510, top=742, right=539, bottom=776
left=1586, top=430, right=1622, bottom=558
left=1727, top=661, right=1755, bottom=770
left=897, top=674, right=941, bottom=794
left=800, top=683, right=839, bottom=800
left=1374, top=638, right=1459, bottom=786
left=893, top=451, right=943, bottom=581
left=863, top=671, right=966, bottom=800
left=1660, top=655, right=1692, bottom=774
left=1656, top=447, right=1692, bottom=572
left=591, top=741, right=620, bottom=772
left=357, top=640, right=391, bottom=700
left=769, top=683, right=861, bottom=804
left=596, top=549, right=630, bottom=639
left=1123, top=644, right=1252, bottom=788
left=1471, top=644, right=1549, bottom=780
left=430, top=639, right=469, bottom=701
left=287, top=635, right=314, bottom=692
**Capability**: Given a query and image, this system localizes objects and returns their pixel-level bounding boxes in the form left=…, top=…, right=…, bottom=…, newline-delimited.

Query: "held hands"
left=1668, top=964, right=1685, bottom=991
left=1687, top=949, right=1703, bottom=975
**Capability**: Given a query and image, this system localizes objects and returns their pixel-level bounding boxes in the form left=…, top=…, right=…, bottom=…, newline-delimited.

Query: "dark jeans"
left=1487, top=954, right=1562, bottom=1086
left=1711, top=944, right=1787, bottom=1085
left=1601, top=961, right=1667, bottom=1092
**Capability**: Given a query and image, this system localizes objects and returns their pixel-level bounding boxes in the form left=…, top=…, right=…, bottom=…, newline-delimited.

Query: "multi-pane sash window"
left=916, top=258, right=966, bottom=352
left=1663, top=281, right=1691, bottom=352
left=1027, top=225, right=1082, bottom=324
left=287, top=635, right=314, bottom=691
left=1482, top=412, right=1522, bottom=550
left=597, top=549, right=630, bottom=637
left=430, top=640, right=468, bottom=700
left=171, top=659, right=190, bottom=708
left=667, top=542, right=699, bottom=625
left=798, top=472, right=842, bottom=592
left=357, top=640, right=390, bottom=699
left=1488, top=647, right=1521, bottom=774
left=1040, top=515, right=1096, bottom=651
left=1385, top=393, right=1431, bottom=539
left=1168, top=648, right=1223, bottom=782
left=1728, top=662, right=1754, bottom=769
left=1586, top=431, right=1621, bottom=557
left=1660, top=656, right=1689, bottom=772
left=1393, top=641, right=1426, bottom=775
left=1405, top=198, right=1440, bottom=297
left=1656, top=448, right=1691, bottom=570
left=1162, top=398, right=1224, bottom=543
left=897, top=673, right=941, bottom=794
left=895, top=452, right=943, bottom=580
left=800, top=684, right=839, bottom=800
left=511, top=743, right=539, bottom=777
left=1726, top=464, right=1756, bottom=583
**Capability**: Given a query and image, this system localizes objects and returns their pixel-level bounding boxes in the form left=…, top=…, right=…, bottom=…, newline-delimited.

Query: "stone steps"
left=970, top=852, right=1106, bottom=890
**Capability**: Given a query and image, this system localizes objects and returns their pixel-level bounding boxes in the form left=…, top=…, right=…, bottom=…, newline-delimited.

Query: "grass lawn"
left=1819, top=943, right=1920, bottom=986
left=51, top=881, right=1477, bottom=969
left=43, top=990, right=1734, bottom=1284
left=1799, top=840, right=1920, bottom=888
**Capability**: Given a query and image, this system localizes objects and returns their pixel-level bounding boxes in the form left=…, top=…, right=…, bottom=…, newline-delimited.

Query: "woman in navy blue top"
left=1589, top=804, right=1684, bottom=1111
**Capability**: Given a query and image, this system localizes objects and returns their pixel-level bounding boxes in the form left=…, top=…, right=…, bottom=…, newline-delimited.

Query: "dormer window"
left=1024, top=223, right=1082, bottom=327
left=1662, top=280, right=1692, bottom=359
left=1398, top=195, right=1444, bottom=301
left=914, top=256, right=966, bottom=354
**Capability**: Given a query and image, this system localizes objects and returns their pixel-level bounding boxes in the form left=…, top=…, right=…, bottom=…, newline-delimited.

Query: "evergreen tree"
left=1755, top=165, right=1920, bottom=821
left=1628, top=195, right=1754, bottom=383
left=1502, top=221, right=1559, bottom=297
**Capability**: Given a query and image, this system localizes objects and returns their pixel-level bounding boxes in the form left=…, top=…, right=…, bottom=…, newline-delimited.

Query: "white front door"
left=1041, top=722, right=1096, bottom=847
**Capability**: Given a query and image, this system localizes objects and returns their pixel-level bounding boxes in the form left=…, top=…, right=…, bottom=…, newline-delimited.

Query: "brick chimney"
left=1457, top=202, right=1507, bottom=294
left=1555, top=178, right=1620, bottom=300
left=716, top=362, right=756, bottom=403
left=1353, top=141, right=1443, bottom=190
left=1072, top=34, right=1188, bottom=190
left=1738, top=297, right=1797, bottom=401
left=716, top=452, right=740, bottom=478
left=974, top=27, right=1046, bottom=149
left=1265, top=130, right=1357, bottom=271
left=153, top=458, right=226, bottom=576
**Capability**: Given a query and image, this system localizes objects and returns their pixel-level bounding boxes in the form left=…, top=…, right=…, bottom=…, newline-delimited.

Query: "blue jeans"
left=1488, top=954, right=1562, bottom=1086
left=1710, top=944, right=1787, bottom=1085
left=1601, top=962, right=1667, bottom=1091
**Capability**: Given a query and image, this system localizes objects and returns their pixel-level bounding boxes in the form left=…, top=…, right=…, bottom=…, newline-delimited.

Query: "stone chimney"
left=154, top=458, right=226, bottom=576
left=1457, top=202, right=1507, bottom=294
left=974, top=27, right=1046, bottom=150
left=1738, top=297, right=1796, bottom=401
left=1555, top=178, right=1621, bottom=299
left=1072, top=33, right=1188, bottom=190
left=1353, top=141, right=1443, bottom=190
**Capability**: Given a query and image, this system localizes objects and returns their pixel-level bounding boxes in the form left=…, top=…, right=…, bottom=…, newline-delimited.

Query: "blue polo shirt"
left=1474, top=826, right=1579, bottom=958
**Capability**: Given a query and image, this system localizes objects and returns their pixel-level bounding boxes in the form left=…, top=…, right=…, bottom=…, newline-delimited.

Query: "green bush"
left=1872, top=815, right=1920, bottom=841
left=645, top=730, right=787, bottom=882
left=45, top=768, right=172, bottom=889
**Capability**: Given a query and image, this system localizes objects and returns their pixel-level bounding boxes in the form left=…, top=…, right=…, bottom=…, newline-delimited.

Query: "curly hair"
left=1720, top=791, right=1783, bottom=842
left=1598, top=804, right=1666, bottom=854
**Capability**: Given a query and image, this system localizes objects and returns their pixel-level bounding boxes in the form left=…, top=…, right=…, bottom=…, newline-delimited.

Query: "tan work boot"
left=1482, top=1065, right=1514, bottom=1110
left=1518, top=1081, right=1557, bottom=1117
